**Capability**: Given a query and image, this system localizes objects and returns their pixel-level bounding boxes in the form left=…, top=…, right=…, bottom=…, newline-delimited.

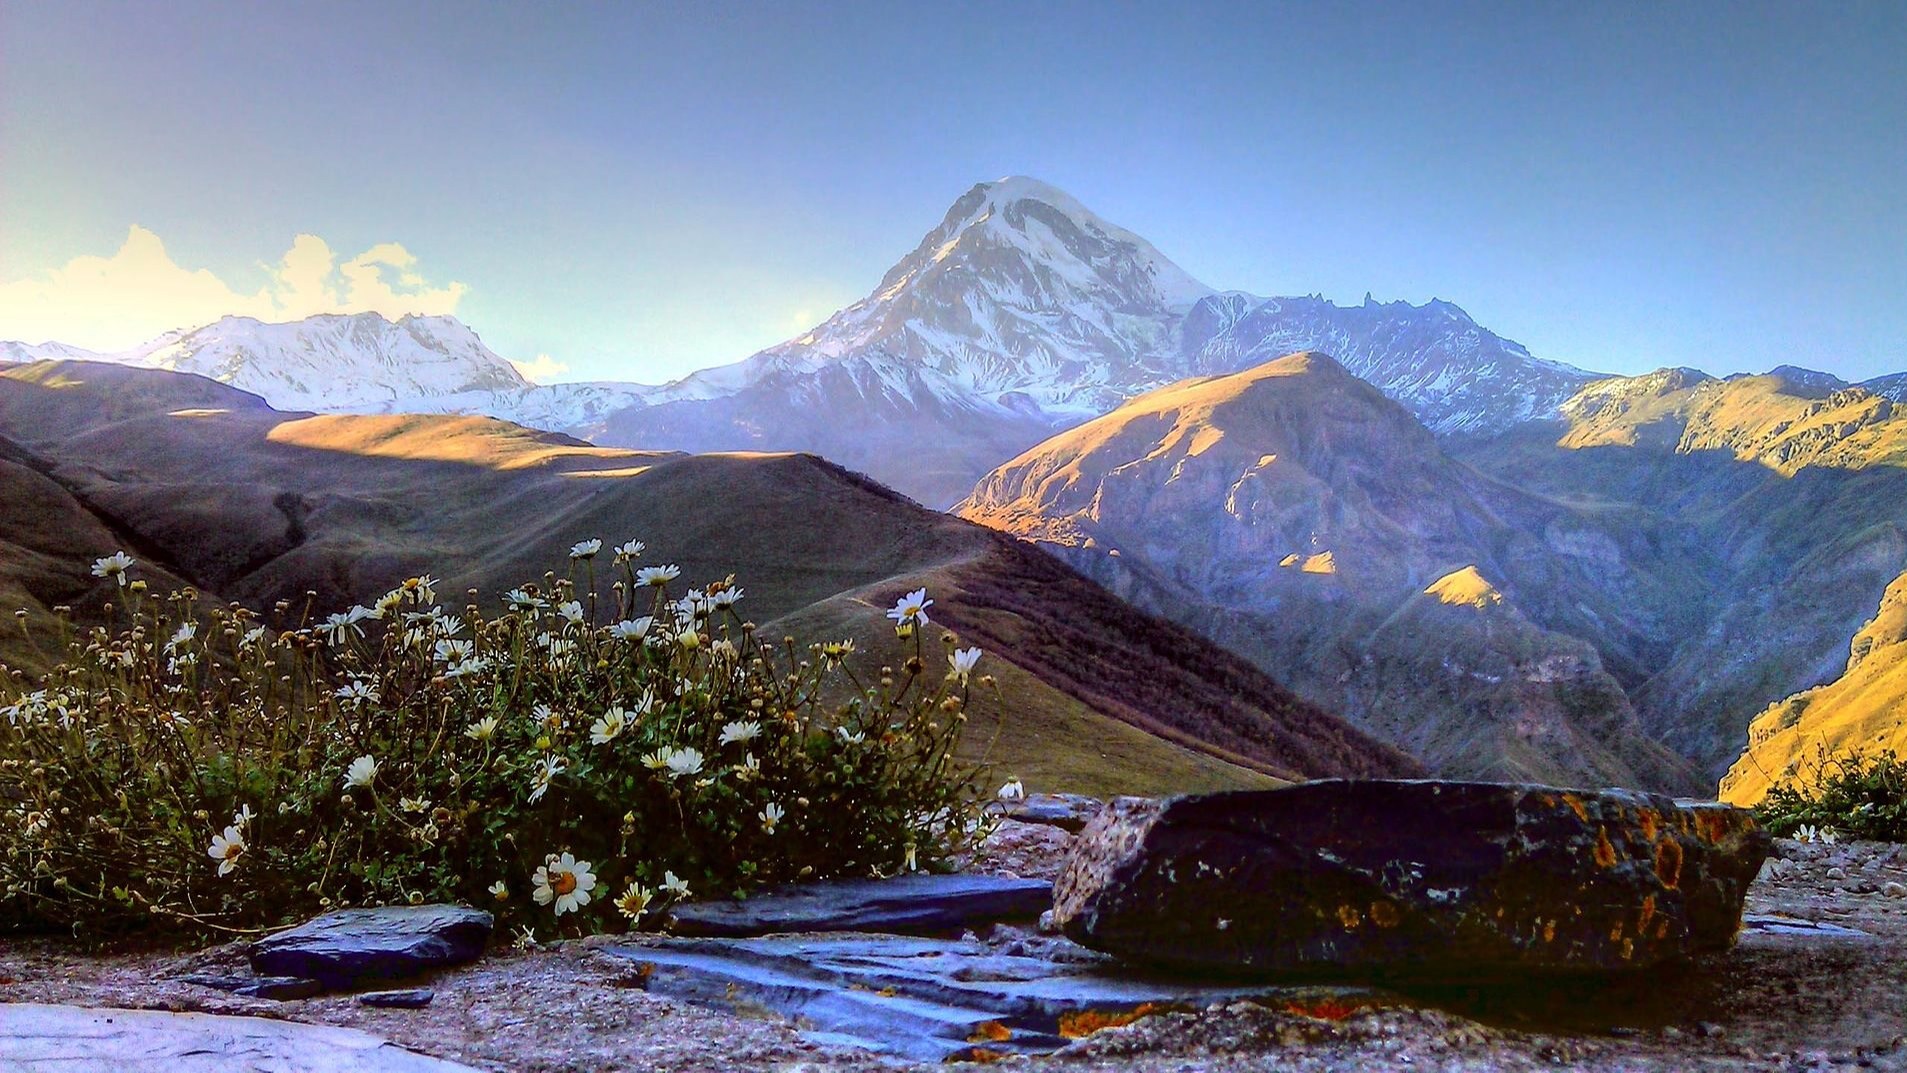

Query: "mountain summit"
left=599, top=178, right=1603, bottom=504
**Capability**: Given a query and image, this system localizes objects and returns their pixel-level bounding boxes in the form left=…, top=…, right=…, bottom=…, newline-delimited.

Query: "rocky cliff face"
left=1722, top=568, right=1907, bottom=805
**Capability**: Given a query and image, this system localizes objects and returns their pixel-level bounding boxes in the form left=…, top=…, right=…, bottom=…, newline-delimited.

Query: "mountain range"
left=5, top=176, right=1904, bottom=798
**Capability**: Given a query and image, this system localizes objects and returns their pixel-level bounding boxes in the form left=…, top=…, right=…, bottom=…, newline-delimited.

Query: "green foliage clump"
left=1757, top=748, right=1907, bottom=843
left=0, top=545, right=992, bottom=942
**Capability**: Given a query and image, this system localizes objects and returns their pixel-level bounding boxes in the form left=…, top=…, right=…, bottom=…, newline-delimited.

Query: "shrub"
left=0, top=543, right=992, bottom=942
left=1757, top=747, right=1907, bottom=843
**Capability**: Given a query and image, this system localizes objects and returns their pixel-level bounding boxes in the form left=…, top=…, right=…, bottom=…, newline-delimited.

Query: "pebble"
left=1827, top=867, right=1849, bottom=881
left=1885, top=882, right=1907, bottom=899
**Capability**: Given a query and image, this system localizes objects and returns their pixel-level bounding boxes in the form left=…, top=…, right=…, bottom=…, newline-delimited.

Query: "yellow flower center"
left=550, top=871, right=577, bottom=896
left=222, top=844, right=242, bottom=860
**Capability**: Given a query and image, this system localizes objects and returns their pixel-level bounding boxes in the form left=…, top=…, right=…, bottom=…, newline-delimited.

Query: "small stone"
left=1827, top=867, right=1849, bottom=881
left=1662, top=1026, right=1685, bottom=1041
left=358, top=988, right=435, bottom=1009
left=1695, top=1021, right=1726, bottom=1039
left=1884, top=882, right=1907, bottom=899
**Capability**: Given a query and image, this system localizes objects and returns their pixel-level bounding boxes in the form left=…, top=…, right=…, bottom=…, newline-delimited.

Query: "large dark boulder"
left=668, top=874, right=1051, bottom=937
left=1051, top=780, right=1771, bottom=979
left=251, top=905, right=493, bottom=988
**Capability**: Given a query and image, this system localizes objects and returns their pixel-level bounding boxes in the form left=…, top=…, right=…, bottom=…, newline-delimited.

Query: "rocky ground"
left=3, top=828, right=1906, bottom=1072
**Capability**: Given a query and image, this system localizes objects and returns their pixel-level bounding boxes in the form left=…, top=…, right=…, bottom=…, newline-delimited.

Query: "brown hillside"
left=0, top=360, right=1419, bottom=794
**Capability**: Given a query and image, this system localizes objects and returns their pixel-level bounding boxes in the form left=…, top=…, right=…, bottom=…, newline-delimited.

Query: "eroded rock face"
left=1051, top=781, right=1770, bottom=979
left=251, top=905, right=492, bottom=988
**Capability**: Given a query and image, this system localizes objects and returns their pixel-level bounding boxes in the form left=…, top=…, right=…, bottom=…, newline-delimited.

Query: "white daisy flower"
left=233, top=804, right=255, bottom=829
left=613, top=539, right=645, bottom=563
left=615, top=881, right=654, bottom=922
left=557, top=601, right=585, bottom=625
left=433, top=638, right=473, bottom=664
left=664, top=747, right=705, bottom=779
left=207, top=825, right=246, bottom=876
left=167, top=621, right=197, bottom=651
left=948, top=646, right=983, bottom=682
left=532, top=852, right=597, bottom=915
left=488, top=880, right=508, bottom=902
left=239, top=626, right=267, bottom=650
left=504, top=588, right=546, bottom=612
left=661, top=870, right=692, bottom=899
left=885, top=588, right=933, bottom=629
left=997, top=778, right=1026, bottom=802
left=590, top=707, right=628, bottom=745
left=334, top=680, right=379, bottom=707
left=836, top=727, right=866, bottom=745
left=709, top=587, right=743, bottom=608
left=342, top=755, right=378, bottom=791
left=610, top=617, right=653, bottom=641
left=320, top=606, right=374, bottom=644
left=91, top=552, right=135, bottom=586
left=719, top=720, right=761, bottom=746
left=569, top=539, right=603, bottom=560
left=759, top=801, right=785, bottom=834
left=465, top=715, right=500, bottom=742
left=444, top=655, right=491, bottom=679
left=528, top=755, right=566, bottom=803
left=636, top=565, right=681, bottom=587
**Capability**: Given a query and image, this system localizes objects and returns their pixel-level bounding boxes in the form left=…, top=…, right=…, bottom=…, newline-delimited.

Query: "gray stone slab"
left=251, top=904, right=492, bottom=987
left=666, top=873, right=1051, bottom=937
left=609, top=932, right=1378, bottom=1062
left=0, top=1003, right=480, bottom=1072
left=1742, top=913, right=1872, bottom=938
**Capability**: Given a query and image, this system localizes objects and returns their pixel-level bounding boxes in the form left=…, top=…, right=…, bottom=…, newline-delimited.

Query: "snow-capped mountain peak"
left=3, top=312, right=531, bottom=414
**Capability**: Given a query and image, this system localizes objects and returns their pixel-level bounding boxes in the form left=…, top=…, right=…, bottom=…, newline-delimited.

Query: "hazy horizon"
left=3, top=2, right=1903, bottom=384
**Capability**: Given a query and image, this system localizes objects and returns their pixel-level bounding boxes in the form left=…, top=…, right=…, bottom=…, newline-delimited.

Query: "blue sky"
left=2, top=1, right=1903, bottom=383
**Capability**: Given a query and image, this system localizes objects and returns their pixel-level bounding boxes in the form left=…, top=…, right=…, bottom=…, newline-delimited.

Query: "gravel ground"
left=3, top=828, right=1906, bottom=1072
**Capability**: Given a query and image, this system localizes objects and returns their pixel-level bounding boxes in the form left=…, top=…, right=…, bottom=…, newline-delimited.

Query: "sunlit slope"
left=0, top=359, right=1420, bottom=792
left=1459, top=367, right=1907, bottom=785
left=959, top=352, right=1702, bottom=793
left=1721, top=569, right=1907, bottom=805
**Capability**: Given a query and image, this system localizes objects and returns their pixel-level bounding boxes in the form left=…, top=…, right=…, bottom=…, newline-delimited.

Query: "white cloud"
left=511, top=353, right=570, bottom=383
left=0, top=226, right=468, bottom=350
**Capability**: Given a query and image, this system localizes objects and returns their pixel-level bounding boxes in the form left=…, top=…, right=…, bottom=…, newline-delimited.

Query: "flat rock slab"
left=0, top=1003, right=479, bottom=1071
left=1053, top=780, right=1772, bottom=979
left=1742, top=913, right=1872, bottom=938
left=180, top=972, right=324, bottom=1000
left=359, top=988, right=435, bottom=1009
left=1005, top=793, right=1107, bottom=832
left=610, top=932, right=1382, bottom=1062
left=251, top=904, right=492, bottom=988
left=667, top=873, right=1052, bottom=937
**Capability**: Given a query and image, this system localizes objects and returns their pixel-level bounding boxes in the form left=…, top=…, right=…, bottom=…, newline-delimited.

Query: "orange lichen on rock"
left=1637, top=809, right=1660, bottom=841
left=1058, top=1004, right=1171, bottom=1039
left=968, top=1021, right=1012, bottom=1043
left=1337, top=903, right=1364, bottom=929
left=1655, top=838, right=1685, bottom=889
left=1562, top=794, right=1590, bottom=822
left=1284, top=997, right=1372, bottom=1022
left=1594, top=827, right=1618, bottom=869
left=1369, top=899, right=1402, bottom=928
